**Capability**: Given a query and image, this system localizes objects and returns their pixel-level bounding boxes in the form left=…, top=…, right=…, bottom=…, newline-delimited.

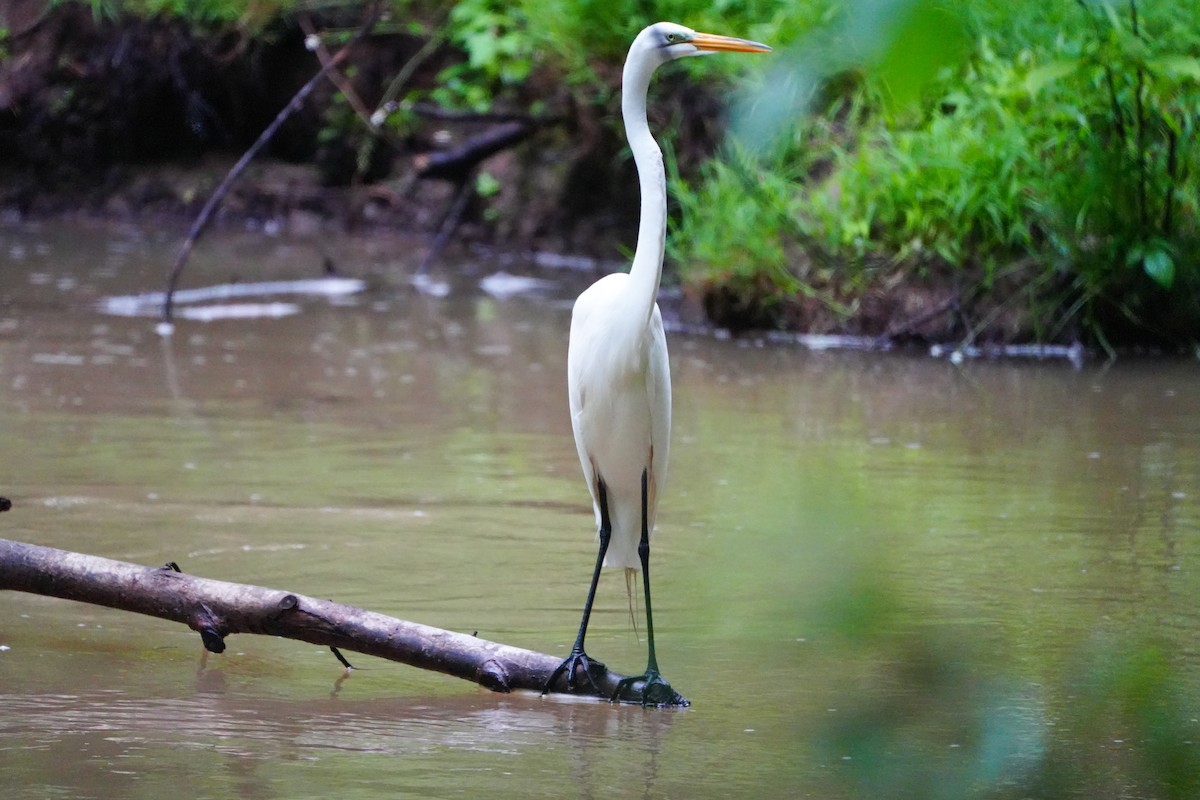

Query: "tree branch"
left=160, top=4, right=383, bottom=327
left=414, top=121, right=533, bottom=181
left=299, top=14, right=377, bottom=132
left=0, top=537, right=643, bottom=703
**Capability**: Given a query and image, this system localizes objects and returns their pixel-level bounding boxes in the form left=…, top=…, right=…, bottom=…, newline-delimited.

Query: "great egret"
left=544, top=22, right=771, bottom=706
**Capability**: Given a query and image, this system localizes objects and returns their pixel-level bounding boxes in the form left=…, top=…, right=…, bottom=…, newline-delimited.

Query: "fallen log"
left=0, top=537, right=661, bottom=704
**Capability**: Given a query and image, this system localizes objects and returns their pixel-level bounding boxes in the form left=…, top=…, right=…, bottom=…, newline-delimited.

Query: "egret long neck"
left=622, top=51, right=667, bottom=327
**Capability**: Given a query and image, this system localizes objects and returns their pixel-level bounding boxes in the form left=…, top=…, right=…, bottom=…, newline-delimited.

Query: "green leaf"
left=874, top=0, right=970, bottom=112
left=465, top=31, right=499, bottom=69
left=1142, top=249, right=1175, bottom=289
left=1023, top=60, right=1077, bottom=94
left=1150, top=56, right=1200, bottom=81
left=475, top=171, right=500, bottom=198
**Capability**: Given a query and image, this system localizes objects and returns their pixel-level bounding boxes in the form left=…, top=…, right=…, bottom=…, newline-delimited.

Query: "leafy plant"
left=683, top=0, right=1200, bottom=345
left=430, top=0, right=535, bottom=111
left=670, top=111, right=862, bottom=330
left=803, top=43, right=1047, bottom=281
left=1028, top=0, right=1200, bottom=343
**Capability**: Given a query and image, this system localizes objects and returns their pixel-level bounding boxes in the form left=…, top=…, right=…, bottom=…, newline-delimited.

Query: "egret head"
left=637, top=21, right=772, bottom=64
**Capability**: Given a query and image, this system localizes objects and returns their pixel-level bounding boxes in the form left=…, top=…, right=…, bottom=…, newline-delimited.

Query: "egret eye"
left=665, top=32, right=680, bottom=43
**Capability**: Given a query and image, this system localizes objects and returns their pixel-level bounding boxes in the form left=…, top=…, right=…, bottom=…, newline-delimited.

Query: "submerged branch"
left=415, top=171, right=477, bottom=276
left=160, top=4, right=383, bottom=327
left=0, top=537, right=642, bottom=703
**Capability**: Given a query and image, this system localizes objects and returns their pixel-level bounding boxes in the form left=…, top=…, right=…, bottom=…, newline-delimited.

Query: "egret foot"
left=543, top=650, right=608, bottom=696
left=612, top=669, right=689, bottom=708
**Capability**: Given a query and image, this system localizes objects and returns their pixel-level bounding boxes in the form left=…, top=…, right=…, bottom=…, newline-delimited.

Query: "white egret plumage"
left=544, top=22, right=771, bottom=706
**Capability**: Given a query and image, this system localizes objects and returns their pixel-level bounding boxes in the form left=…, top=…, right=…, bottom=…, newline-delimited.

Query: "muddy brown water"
left=1, top=220, right=1198, bottom=798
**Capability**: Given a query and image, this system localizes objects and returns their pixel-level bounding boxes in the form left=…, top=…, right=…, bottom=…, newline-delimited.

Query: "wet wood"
left=415, top=171, right=477, bottom=275
left=414, top=121, right=533, bottom=182
left=0, top=537, right=637, bottom=702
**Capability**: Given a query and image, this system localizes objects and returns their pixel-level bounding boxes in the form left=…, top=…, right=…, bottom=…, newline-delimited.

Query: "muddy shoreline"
left=3, top=5, right=1187, bottom=356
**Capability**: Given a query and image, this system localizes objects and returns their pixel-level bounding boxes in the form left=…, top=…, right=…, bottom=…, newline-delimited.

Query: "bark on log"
left=0, top=537, right=642, bottom=703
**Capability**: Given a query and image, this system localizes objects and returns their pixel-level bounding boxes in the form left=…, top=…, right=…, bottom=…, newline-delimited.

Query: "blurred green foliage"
left=826, top=633, right=1200, bottom=797
left=812, top=560, right=1200, bottom=799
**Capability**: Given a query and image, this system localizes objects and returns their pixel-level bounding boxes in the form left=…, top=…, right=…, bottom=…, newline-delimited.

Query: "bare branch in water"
left=0, top=537, right=642, bottom=702
left=160, top=3, right=384, bottom=326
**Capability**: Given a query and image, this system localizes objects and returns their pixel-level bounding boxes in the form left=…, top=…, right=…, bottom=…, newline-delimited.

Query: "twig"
left=299, top=14, right=378, bottom=132
left=416, top=171, right=477, bottom=275
left=376, top=26, right=449, bottom=119
left=409, top=122, right=534, bottom=273
left=160, top=5, right=383, bottom=327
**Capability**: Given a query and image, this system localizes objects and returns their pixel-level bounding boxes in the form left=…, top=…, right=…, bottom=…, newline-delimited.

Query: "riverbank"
left=3, top=1, right=1198, bottom=354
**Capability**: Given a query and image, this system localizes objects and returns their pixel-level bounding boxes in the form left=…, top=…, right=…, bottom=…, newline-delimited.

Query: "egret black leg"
left=543, top=478, right=611, bottom=695
left=612, top=469, right=688, bottom=707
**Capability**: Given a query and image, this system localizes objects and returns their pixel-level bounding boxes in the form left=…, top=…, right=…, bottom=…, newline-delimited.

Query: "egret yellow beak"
left=690, top=32, right=772, bottom=54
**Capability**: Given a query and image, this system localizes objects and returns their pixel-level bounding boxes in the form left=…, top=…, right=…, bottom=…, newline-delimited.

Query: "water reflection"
left=2, top=676, right=695, bottom=798
left=1, top=686, right=680, bottom=759
left=1, top=221, right=1199, bottom=798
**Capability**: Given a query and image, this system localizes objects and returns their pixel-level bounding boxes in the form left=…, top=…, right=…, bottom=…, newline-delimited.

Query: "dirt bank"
left=5, top=5, right=1169, bottom=352
left=0, top=4, right=726, bottom=255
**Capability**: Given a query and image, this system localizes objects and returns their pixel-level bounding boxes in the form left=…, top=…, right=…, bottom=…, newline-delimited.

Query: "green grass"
left=672, top=0, right=1200, bottom=347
